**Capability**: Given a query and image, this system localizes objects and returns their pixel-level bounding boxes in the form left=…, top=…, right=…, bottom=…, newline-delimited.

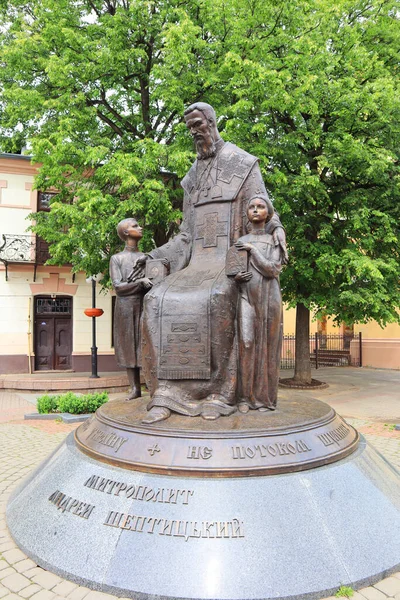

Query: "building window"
left=37, top=191, right=56, bottom=212
left=36, top=297, right=72, bottom=315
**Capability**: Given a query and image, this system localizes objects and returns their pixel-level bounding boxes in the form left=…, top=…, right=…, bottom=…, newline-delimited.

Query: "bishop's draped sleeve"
left=148, top=189, right=193, bottom=273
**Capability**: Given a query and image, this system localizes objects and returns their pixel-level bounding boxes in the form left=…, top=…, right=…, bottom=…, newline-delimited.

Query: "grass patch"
left=335, top=586, right=354, bottom=598
left=384, top=423, right=396, bottom=431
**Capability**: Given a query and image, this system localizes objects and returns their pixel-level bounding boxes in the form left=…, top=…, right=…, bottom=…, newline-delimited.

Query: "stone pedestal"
left=6, top=397, right=400, bottom=600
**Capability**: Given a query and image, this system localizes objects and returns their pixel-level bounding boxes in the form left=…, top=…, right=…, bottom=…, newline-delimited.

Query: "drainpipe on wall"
left=27, top=297, right=32, bottom=374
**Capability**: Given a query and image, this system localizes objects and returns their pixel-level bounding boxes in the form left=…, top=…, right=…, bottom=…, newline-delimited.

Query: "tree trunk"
left=294, top=302, right=312, bottom=384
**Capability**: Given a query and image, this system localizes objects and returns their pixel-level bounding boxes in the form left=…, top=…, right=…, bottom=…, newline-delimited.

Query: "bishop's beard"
left=195, top=137, right=217, bottom=160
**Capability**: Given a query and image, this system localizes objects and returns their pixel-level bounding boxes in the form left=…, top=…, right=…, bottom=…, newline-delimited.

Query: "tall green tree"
left=218, top=0, right=400, bottom=382
left=0, top=0, right=227, bottom=279
left=0, top=0, right=398, bottom=381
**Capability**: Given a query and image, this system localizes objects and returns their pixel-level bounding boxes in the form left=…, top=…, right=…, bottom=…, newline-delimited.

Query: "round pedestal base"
left=6, top=425, right=400, bottom=600
left=75, top=396, right=359, bottom=476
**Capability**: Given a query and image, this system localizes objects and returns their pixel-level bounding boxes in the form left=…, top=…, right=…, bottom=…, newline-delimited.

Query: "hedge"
left=37, top=391, right=108, bottom=414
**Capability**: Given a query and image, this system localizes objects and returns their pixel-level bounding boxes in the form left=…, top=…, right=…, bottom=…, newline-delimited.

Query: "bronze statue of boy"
left=110, top=218, right=152, bottom=400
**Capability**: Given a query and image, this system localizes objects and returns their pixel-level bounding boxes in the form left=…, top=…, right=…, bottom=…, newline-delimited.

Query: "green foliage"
left=57, top=391, right=108, bottom=414
left=218, top=0, right=400, bottom=328
left=37, top=394, right=58, bottom=414
left=335, top=586, right=354, bottom=598
left=384, top=423, right=396, bottom=431
left=36, top=391, right=108, bottom=414
left=0, top=0, right=398, bottom=328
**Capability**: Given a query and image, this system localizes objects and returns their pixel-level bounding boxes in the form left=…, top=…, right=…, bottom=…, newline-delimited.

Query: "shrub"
left=36, top=391, right=109, bottom=414
left=58, top=391, right=108, bottom=414
left=37, top=394, right=58, bottom=414
left=83, top=391, right=109, bottom=413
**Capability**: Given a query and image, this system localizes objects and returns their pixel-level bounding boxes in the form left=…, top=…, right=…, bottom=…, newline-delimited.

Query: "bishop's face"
left=184, top=109, right=216, bottom=159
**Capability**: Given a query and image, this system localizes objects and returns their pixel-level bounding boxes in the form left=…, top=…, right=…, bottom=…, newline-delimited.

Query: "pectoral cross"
left=196, top=212, right=228, bottom=248
left=200, top=184, right=211, bottom=197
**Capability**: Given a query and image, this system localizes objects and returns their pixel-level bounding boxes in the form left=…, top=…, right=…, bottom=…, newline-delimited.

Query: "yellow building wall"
left=283, top=307, right=338, bottom=335
left=71, top=272, right=114, bottom=355
left=356, top=320, right=400, bottom=339
left=283, top=306, right=400, bottom=339
left=0, top=268, right=115, bottom=358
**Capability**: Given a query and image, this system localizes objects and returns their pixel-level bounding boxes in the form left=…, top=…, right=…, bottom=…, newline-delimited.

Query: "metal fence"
left=280, top=333, right=362, bottom=369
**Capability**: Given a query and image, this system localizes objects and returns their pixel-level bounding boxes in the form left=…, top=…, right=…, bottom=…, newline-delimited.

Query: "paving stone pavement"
left=0, top=381, right=399, bottom=600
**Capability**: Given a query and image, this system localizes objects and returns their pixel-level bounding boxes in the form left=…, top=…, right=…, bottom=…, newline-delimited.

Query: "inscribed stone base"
left=6, top=429, right=400, bottom=600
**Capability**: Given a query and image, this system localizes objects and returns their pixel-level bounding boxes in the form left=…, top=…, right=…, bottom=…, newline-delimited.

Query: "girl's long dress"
left=237, top=231, right=283, bottom=409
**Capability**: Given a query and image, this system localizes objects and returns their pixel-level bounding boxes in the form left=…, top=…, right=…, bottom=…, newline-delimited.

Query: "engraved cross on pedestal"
left=196, top=212, right=228, bottom=248
left=148, top=444, right=161, bottom=456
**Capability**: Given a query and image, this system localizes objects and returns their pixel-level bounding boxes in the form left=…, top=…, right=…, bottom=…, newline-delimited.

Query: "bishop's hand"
left=161, top=257, right=170, bottom=274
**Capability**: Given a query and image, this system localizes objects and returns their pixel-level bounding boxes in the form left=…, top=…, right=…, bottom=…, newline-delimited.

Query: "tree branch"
left=100, top=87, right=140, bottom=137
left=155, top=110, right=178, bottom=143
left=95, top=109, right=125, bottom=137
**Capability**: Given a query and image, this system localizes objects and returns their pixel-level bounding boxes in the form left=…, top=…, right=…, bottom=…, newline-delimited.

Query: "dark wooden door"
left=34, top=317, right=55, bottom=370
left=34, top=297, right=72, bottom=370
left=54, top=318, right=72, bottom=369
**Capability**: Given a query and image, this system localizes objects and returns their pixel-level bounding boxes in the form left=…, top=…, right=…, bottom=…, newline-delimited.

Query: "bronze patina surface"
left=140, top=102, right=287, bottom=424
left=110, top=218, right=152, bottom=400
left=75, top=396, right=359, bottom=477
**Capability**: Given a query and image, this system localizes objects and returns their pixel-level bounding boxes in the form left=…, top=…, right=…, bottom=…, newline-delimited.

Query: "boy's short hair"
left=117, top=218, right=137, bottom=242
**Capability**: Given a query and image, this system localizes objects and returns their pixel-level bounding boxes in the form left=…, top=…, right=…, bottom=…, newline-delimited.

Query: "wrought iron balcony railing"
left=0, top=233, right=50, bottom=280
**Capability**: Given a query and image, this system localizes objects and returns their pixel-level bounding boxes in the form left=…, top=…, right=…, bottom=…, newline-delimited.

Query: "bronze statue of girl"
left=234, top=195, right=288, bottom=412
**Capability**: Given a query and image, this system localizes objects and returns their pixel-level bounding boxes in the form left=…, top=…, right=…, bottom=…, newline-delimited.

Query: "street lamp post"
left=84, top=275, right=104, bottom=379
left=90, top=277, right=99, bottom=378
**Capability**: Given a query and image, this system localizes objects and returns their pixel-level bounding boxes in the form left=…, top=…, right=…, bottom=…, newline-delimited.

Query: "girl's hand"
left=235, top=241, right=254, bottom=252
left=234, top=271, right=253, bottom=283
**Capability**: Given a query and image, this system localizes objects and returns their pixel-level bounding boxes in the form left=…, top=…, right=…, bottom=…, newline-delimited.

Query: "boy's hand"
left=136, top=255, right=148, bottom=267
left=127, top=265, right=145, bottom=282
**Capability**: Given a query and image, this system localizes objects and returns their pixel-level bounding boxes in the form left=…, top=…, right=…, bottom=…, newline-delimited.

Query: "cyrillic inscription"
left=187, top=445, right=213, bottom=460
left=84, top=475, right=194, bottom=505
left=104, top=511, right=245, bottom=541
left=317, top=424, right=350, bottom=447
left=86, top=427, right=127, bottom=453
left=48, top=490, right=95, bottom=519
left=232, top=439, right=312, bottom=460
